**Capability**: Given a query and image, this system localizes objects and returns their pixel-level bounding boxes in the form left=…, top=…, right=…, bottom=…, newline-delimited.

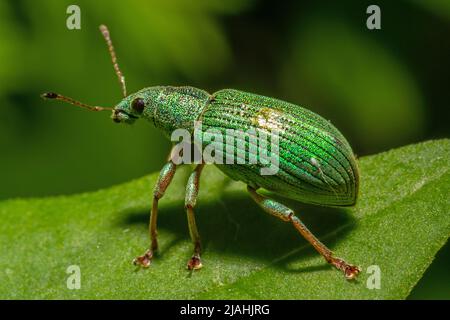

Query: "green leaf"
left=0, top=139, right=448, bottom=299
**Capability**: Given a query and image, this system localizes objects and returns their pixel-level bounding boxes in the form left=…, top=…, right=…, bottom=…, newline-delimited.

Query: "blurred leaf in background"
left=411, top=0, right=450, bottom=21
left=280, top=14, right=425, bottom=152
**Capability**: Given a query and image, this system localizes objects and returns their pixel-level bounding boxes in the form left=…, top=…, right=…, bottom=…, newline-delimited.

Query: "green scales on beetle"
left=42, top=25, right=361, bottom=280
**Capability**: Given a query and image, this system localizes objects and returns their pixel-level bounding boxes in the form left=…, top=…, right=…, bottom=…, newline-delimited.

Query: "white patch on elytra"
left=253, top=107, right=285, bottom=133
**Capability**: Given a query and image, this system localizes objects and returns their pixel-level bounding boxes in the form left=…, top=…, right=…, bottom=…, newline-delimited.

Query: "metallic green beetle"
left=42, top=25, right=360, bottom=280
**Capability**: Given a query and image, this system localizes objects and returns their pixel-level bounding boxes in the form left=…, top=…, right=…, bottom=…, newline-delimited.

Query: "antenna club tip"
left=99, top=24, right=108, bottom=33
left=41, top=92, right=58, bottom=99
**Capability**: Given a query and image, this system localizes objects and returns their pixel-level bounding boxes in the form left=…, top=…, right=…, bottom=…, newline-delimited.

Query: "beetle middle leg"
left=185, top=163, right=205, bottom=270
left=247, top=186, right=360, bottom=280
left=133, top=153, right=178, bottom=268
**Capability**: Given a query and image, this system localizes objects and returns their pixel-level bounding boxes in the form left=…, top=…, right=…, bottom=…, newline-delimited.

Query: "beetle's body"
left=43, top=25, right=361, bottom=280
left=204, top=89, right=359, bottom=207
left=114, top=86, right=359, bottom=207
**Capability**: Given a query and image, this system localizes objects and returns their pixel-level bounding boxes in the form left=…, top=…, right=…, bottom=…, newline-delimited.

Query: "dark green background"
left=1, top=0, right=448, bottom=299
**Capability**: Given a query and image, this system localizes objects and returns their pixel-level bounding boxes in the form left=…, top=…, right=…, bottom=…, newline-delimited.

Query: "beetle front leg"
left=247, top=186, right=360, bottom=280
left=133, top=158, right=177, bottom=268
left=185, top=163, right=205, bottom=270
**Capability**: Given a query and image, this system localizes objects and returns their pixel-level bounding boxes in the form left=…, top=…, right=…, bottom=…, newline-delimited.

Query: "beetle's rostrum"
left=41, top=25, right=361, bottom=280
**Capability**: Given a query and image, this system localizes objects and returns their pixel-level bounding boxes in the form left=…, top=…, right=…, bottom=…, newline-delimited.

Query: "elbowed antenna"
left=41, top=25, right=126, bottom=112
left=40, top=92, right=113, bottom=111
left=99, top=24, right=127, bottom=97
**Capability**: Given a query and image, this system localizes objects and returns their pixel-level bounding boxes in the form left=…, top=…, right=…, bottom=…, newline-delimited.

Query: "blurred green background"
left=0, top=0, right=448, bottom=299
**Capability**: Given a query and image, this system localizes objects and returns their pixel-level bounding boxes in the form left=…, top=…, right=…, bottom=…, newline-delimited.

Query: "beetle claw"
left=133, top=249, right=153, bottom=268
left=344, top=264, right=361, bottom=280
left=330, top=257, right=361, bottom=280
left=187, top=254, right=202, bottom=270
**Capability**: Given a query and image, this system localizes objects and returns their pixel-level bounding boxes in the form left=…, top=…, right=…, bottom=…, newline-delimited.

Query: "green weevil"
left=42, top=25, right=360, bottom=280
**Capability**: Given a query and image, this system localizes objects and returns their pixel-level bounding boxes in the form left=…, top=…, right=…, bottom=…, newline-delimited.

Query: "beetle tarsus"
left=329, top=257, right=361, bottom=280
left=133, top=249, right=153, bottom=268
left=187, top=254, right=202, bottom=270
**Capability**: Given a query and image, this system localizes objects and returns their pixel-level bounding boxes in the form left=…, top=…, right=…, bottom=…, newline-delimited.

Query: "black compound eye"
left=131, top=98, right=145, bottom=114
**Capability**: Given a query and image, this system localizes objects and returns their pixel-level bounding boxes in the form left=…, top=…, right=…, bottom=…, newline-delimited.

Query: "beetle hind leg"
left=247, top=185, right=360, bottom=280
left=185, top=163, right=205, bottom=270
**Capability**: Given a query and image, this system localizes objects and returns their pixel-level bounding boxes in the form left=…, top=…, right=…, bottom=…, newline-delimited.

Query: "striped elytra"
left=201, top=89, right=359, bottom=207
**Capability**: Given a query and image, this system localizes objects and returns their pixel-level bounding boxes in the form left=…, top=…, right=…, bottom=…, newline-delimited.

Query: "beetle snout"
left=111, top=109, right=138, bottom=124
left=112, top=109, right=122, bottom=123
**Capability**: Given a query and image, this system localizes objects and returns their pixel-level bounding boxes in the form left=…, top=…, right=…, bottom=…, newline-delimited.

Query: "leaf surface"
left=0, top=139, right=448, bottom=299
